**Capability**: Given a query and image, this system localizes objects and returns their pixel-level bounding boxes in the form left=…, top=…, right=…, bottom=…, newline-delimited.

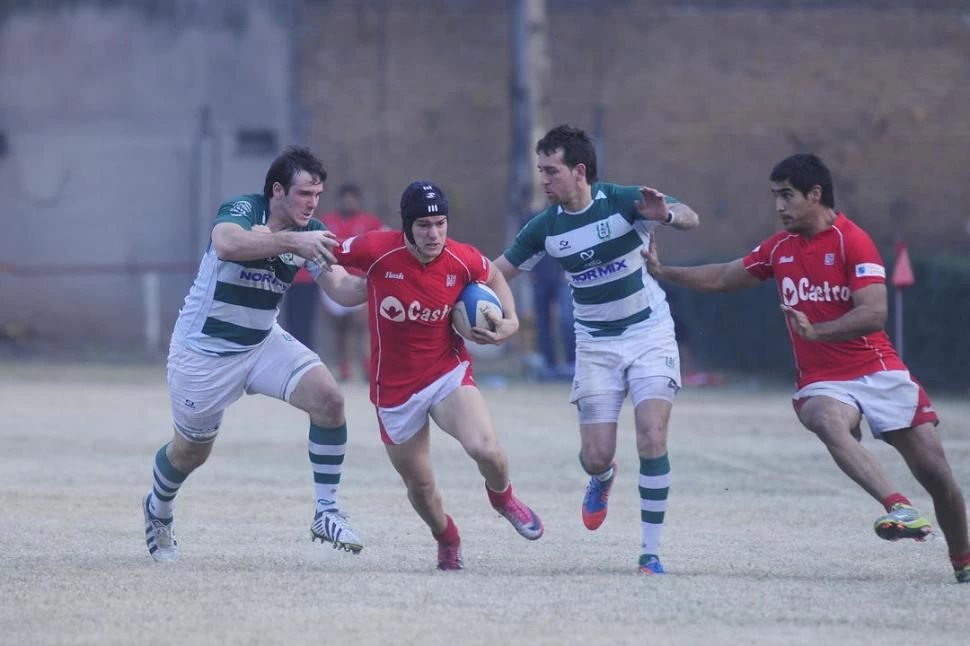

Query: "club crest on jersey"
left=824, top=253, right=836, bottom=266
left=446, top=274, right=457, bottom=287
left=278, top=252, right=305, bottom=267
left=596, top=221, right=611, bottom=240
left=229, top=201, right=253, bottom=217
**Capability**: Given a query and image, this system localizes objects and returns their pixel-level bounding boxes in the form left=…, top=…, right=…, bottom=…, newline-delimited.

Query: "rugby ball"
left=451, top=282, right=503, bottom=341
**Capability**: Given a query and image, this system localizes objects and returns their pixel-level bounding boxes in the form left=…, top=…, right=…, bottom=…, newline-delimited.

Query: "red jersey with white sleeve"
left=742, top=213, right=906, bottom=389
left=332, top=230, right=490, bottom=407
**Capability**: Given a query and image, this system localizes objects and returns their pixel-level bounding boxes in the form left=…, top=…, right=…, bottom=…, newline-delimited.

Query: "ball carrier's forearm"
left=317, top=269, right=368, bottom=308
left=485, top=265, right=519, bottom=325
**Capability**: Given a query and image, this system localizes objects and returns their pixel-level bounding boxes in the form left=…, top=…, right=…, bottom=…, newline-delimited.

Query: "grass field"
left=1, top=362, right=968, bottom=645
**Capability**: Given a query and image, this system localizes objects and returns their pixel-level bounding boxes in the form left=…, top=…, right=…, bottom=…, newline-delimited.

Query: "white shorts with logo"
left=570, top=315, right=680, bottom=405
left=167, top=324, right=322, bottom=442
left=376, top=361, right=474, bottom=445
left=792, top=369, right=938, bottom=439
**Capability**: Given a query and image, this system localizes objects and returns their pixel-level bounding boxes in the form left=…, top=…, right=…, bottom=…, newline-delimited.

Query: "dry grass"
left=1, top=363, right=968, bottom=646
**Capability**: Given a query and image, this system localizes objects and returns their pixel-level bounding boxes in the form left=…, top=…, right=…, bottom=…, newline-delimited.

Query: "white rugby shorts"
left=167, top=324, right=321, bottom=442
left=570, top=315, right=680, bottom=405
left=376, top=361, right=475, bottom=445
left=792, top=369, right=938, bottom=438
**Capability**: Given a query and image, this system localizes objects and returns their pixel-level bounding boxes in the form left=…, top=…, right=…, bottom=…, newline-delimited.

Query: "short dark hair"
left=263, top=145, right=327, bottom=202
left=536, top=124, right=598, bottom=183
left=769, top=154, right=834, bottom=208
left=337, top=182, right=362, bottom=199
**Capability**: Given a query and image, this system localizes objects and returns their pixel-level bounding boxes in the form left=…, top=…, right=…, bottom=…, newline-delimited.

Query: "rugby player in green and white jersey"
left=142, top=146, right=367, bottom=562
left=494, top=125, right=699, bottom=575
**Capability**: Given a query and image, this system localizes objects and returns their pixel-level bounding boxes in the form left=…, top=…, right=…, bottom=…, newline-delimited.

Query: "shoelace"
left=584, top=478, right=608, bottom=505
left=889, top=504, right=918, bottom=521
left=439, top=542, right=462, bottom=566
left=503, top=497, right=534, bottom=525
left=151, top=519, right=176, bottom=543
left=316, top=508, right=350, bottom=522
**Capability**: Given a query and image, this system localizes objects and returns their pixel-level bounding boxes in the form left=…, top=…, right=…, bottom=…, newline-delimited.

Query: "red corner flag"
left=892, top=241, right=915, bottom=288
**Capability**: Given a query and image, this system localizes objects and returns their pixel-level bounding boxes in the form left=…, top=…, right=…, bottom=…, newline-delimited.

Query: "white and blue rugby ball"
left=451, top=282, right=503, bottom=341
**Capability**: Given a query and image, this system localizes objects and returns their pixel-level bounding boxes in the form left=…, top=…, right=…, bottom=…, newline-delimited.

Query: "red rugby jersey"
left=333, top=230, right=490, bottom=406
left=742, top=213, right=905, bottom=388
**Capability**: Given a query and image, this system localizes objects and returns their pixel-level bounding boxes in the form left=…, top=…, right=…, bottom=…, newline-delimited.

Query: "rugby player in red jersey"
left=332, top=181, right=543, bottom=570
left=644, top=154, right=970, bottom=584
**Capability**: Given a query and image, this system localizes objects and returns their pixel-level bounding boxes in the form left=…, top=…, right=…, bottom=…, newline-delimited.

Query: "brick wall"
left=300, top=1, right=970, bottom=262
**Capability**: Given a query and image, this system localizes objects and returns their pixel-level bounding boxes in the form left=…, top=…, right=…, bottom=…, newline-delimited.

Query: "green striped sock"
left=639, top=453, right=670, bottom=558
left=150, top=443, right=187, bottom=520
left=309, top=423, right=347, bottom=508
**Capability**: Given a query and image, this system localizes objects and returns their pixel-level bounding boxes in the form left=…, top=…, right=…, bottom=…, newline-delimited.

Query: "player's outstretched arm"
left=643, top=236, right=757, bottom=292
left=492, top=255, right=523, bottom=282
left=469, top=264, right=519, bottom=345
left=212, top=222, right=337, bottom=266
left=635, top=187, right=699, bottom=230
left=317, top=266, right=368, bottom=308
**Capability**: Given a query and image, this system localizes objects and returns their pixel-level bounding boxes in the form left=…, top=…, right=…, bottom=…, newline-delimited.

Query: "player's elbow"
left=212, top=240, right=236, bottom=261
left=211, top=227, right=243, bottom=261
left=679, top=209, right=700, bottom=230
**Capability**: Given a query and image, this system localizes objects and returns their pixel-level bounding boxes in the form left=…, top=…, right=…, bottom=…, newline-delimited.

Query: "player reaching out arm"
left=316, top=183, right=387, bottom=381
left=644, top=153, right=970, bottom=584
left=141, top=146, right=364, bottom=564
left=492, top=124, right=700, bottom=575
left=245, top=223, right=365, bottom=308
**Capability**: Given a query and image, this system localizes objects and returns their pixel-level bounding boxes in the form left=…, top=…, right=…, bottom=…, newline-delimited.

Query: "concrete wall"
left=0, top=0, right=294, bottom=350
left=2, top=0, right=968, bottom=350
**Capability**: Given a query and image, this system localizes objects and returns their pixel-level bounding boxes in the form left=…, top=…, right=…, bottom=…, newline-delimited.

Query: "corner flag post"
left=891, top=240, right=915, bottom=360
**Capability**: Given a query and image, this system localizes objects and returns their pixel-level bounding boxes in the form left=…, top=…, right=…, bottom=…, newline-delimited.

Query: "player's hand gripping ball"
left=451, top=282, right=503, bottom=341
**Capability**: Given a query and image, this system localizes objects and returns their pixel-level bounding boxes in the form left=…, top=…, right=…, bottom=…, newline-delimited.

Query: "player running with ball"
left=331, top=180, right=544, bottom=570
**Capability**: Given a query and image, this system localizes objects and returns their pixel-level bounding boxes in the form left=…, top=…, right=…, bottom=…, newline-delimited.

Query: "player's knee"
left=580, top=446, right=614, bottom=475
left=636, top=427, right=668, bottom=456
left=305, top=385, right=345, bottom=424
left=467, top=437, right=506, bottom=471
left=802, top=419, right=845, bottom=446
left=405, top=476, right=437, bottom=503
left=168, top=436, right=212, bottom=473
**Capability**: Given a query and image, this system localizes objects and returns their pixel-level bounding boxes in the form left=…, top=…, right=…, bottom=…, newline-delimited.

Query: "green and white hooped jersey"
left=504, top=182, right=678, bottom=339
left=172, top=193, right=328, bottom=356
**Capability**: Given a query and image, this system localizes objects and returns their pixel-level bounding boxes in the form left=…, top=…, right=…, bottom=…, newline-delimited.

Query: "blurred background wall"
left=1, top=0, right=968, bottom=385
